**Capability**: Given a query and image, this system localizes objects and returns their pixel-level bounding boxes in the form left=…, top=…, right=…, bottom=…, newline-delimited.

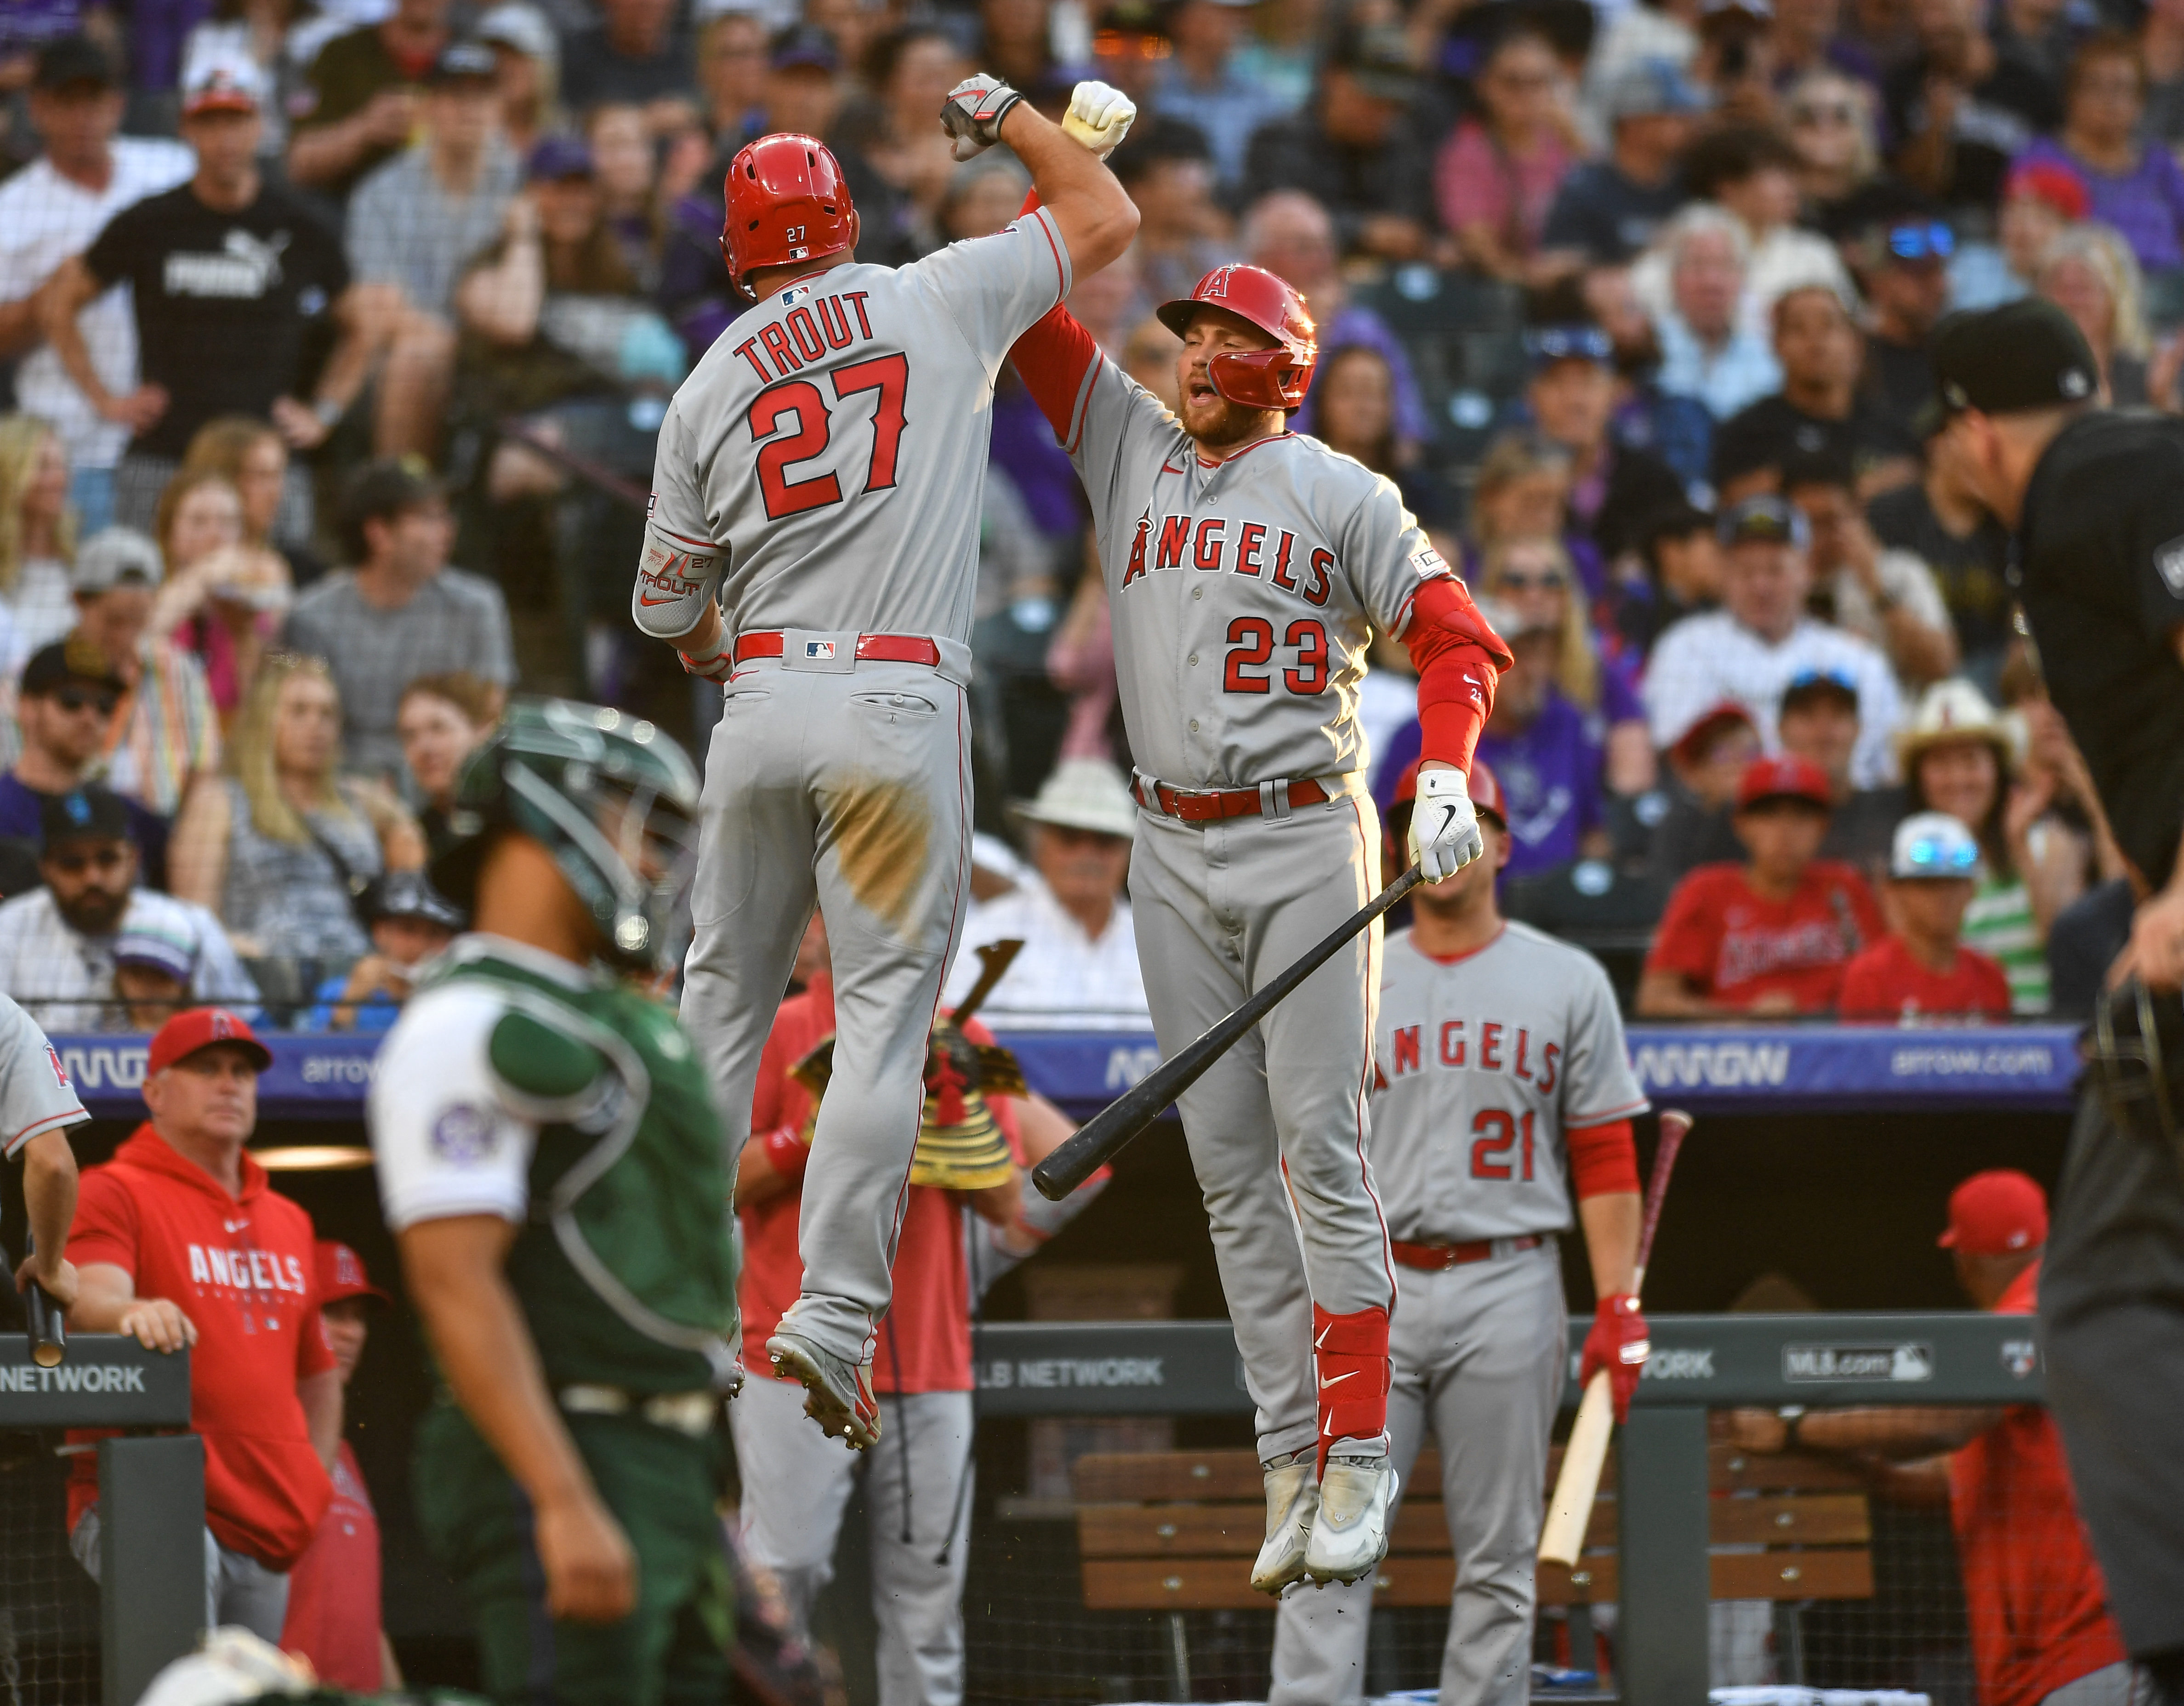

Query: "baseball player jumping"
left=632, top=90, right=1137, bottom=1447
left=1272, top=759, right=1649, bottom=1704
left=1008, top=85, right=1511, bottom=1591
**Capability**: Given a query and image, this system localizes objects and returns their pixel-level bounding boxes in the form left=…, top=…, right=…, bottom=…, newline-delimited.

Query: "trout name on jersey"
left=729, top=289, right=878, bottom=383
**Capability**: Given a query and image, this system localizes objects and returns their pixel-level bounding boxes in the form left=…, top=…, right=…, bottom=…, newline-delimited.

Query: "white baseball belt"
left=557, top=1384, right=719, bottom=1437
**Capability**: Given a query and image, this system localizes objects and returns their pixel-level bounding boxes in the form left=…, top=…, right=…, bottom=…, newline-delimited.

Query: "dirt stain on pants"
left=826, top=774, right=931, bottom=933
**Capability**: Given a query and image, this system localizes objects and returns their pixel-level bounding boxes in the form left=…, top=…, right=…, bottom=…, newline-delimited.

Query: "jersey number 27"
left=748, top=354, right=909, bottom=520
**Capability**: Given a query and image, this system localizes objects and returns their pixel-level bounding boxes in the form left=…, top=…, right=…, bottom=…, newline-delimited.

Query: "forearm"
left=288, top=115, right=374, bottom=187
left=68, top=1266, right=138, bottom=1334
left=38, top=269, right=107, bottom=404
left=996, top=101, right=1136, bottom=276
left=459, top=244, right=545, bottom=344
left=308, top=324, right=376, bottom=413
left=0, top=294, right=44, bottom=359
left=298, top=1367, right=342, bottom=1471
left=21, top=1134, right=78, bottom=1269
left=1797, top=1405, right=1997, bottom=1458
left=1635, top=971, right=1726, bottom=1017
left=1576, top=1189, right=1639, bottom=1298
left=968, top=1167, right=1024, bottom=1228
left=1882, top=607, right=1957, bottom=683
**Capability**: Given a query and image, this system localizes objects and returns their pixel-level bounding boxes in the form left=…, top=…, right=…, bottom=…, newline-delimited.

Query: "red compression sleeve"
left=1568, top=1119, right=1639, bottom=1200
left=1010, top=303, right=1099, bottom=443
left=1403, top=576, right=1513, bottom=772
left=757, top=1123, right=811, bottom=1187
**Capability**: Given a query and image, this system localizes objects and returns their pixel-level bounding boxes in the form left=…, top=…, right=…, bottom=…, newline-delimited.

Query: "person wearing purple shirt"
left=2016, top=38, right=2184, bottom=277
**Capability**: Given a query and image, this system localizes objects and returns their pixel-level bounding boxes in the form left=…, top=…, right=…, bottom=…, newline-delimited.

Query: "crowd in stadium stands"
left=0, top=0, right=2163, bottom=1031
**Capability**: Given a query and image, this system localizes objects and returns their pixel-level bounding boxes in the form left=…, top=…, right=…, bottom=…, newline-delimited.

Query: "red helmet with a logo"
left=1156, top=263, right=1318, bottom=411
left=721, top=133, right=857, bottom=295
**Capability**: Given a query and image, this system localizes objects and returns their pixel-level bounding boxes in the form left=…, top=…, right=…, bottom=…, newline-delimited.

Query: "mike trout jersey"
left=1023, top=328, right=1462, bottom=786
left=1373, top=923, right=1648, bottom=1242
left=638, top=205, right=1072, bottom=642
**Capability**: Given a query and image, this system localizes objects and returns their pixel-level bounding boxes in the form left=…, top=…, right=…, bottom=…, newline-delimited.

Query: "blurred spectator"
left=47, top=56, right=382, bottom=538
left=1724, top=1171, right=2132, bottom=1706
left=697, top=11, right=765, bottom=148
left=2146, top=0, right=2184, bottom=144
left=0, top=39, right=192, bottom=536
left=561, top=0, right=697, bottom=125
left=1435, top=28, right=1577, bottom=285
left=1712, top=284, right=1920, bottom=500
left=0, top=788, right=256, bottom=1030
left=1523, top=324, right=1688, bottom=572
left=278, top=1241, right=398, bottom=1689
left=1644, top=495, right=1904, bottom=785
left=394, top=672, right=495, bottom=860
left=1046, top=556, right=1120, bottom=766
left=1771, top=0, right=1883, bottom=85
left=301, top=870, right=464, bottom=1032
left=479, top=2, right=560, bottom=157
left=843, top=25, right=966, bottom=257
left=171, top=652, right=425, bottom=963
left=1884, top=0, right=2058, bottom=216
left=346, top=40, right=520, bottom=461
left=1648, top=205, right=1784, bottom=419
left=66, top=1008, right=336, bottom=1641
left=178, top=418, right=324, bottom=587
left=1783, top=70, right=1883, bottom=224
left=2036, top=223, right=2151, bottom=406
left=2046, top=873, right=2135, bottom=1020
left=111, top=925, right=194, bottom=1031
left=0, top=639, right=168, bottom=873
left=1840, top=200, right=1951, bottom=441
left=1541, top=58, right=1706, bottom=270
left=940, top=759, right=1149, bottom=1029
left=2016, top=34, right=2184, bottom=279
left=1468, top=426, right=1575, bottom=555
left=1145, top=0, right=1288, bottom=193
left=1865, top=412, right=2016, bottom=690
left=1243, top=192, right=1430, bottom=448
left=585, top=101, right=668, bottom=292
left=1896, top=678, right=2078, bottom=1013
left=1615, top=497, right=1724, bottom=656
left=1646, top=700, right=1764, bottom=883
left=1993, top=0, right=2093, bottom=86
left=0, top=417, right=80, bottom=659
left=1240, top=21, right=1434, bottom=262
left=179, top=0, right=329, bottom=165
left=1230, top=0, right=1323, bottom=112
left=1088, top=0, right=1174, bottom=106
left=1693, top=0, right=1779, bottom=123
left=1638, top=751, right=1884, bottom=1014
left=72, top=527, right=221, bottom=821
left=1114, top=120, right=1234, bottom=307
left=284, top=461, right=513, bottom=777
left=148, top=469, right=293, bottom=720
left=978, top=0, right=1057, bottom=91
left=1313, top=345, right=1459, bottom=529
left=1951, top=157, right=2086, bottom=307
left=1783, top=448, right=1957, bottom=688
left=287, top=0, right=453, bottom=200
left=1839, top=810, right=2012, bottom=1018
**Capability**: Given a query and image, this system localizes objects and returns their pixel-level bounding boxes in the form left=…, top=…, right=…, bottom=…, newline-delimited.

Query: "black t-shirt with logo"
left=1711, top=392, right=1922, bottom=491
left=84, top=180, right=349, bottom=460
left=2019, top=409, right=2184, bottom=888
left=1866, top=479, right=2015, bottom=663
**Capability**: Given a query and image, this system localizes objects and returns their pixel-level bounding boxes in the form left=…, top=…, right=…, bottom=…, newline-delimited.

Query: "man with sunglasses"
left=1846, top=204, right=1954, bottom=440
left=1929, top=296, right=2184, bottom=1700
left=1839, top=810, right=2011, bottom=1018
left=0, top=637, right=168, bottom=887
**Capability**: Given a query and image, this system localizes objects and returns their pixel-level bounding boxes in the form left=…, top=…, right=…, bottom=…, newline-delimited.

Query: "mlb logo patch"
left=804, top=640, right=836, bottom=660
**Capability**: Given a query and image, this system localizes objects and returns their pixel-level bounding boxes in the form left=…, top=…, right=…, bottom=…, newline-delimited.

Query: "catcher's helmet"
left=433, top=697, right=703, bottom=972
left=721, top=133, right=856, bottom=296
left=1156, top=263, right=1318, bottom=411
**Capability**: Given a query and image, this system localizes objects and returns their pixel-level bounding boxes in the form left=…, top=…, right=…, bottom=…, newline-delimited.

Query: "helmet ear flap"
left=1208, top=347, right=1310, bottom=412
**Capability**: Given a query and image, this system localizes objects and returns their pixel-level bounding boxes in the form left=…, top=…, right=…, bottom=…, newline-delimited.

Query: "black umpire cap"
left=1930, top=299, right=2099, bottom=420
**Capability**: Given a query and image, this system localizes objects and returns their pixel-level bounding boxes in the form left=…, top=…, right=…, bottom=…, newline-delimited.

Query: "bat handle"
left=1539, top=1370, right=1614, bottom=1567
left=20, top=1235, right=63, bottom=1369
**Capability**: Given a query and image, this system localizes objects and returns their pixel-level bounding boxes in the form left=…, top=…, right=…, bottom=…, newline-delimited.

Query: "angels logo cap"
left=1938, top=1168, right=2047, bottom=1255
left=147, top=1007, right=273, bottom=1075
left=315, top=1240, right=392, bottom=1306
left=1930, top=298, right=2099, bottom=420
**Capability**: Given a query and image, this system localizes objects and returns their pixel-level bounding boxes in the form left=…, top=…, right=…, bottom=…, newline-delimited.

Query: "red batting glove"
left=1580, top=1293, right=1649, bottom=1424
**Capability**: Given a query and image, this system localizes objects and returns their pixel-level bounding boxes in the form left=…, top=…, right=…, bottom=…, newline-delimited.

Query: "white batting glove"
left=678, top=628, right=734, bottom=684
left=940, top=73, right=1024, bottom=162
left=1409, top=768, right=1484, bottom=884
left=1063, top=80, right=1136, bottom=158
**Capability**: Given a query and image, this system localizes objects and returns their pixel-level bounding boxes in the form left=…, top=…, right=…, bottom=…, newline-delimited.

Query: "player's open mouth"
left=1187, top=378, right=1216, bottom=404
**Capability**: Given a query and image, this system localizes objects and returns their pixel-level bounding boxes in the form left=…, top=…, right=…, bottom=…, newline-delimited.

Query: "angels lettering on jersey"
left=183, top=1220, right=312, bottom=1335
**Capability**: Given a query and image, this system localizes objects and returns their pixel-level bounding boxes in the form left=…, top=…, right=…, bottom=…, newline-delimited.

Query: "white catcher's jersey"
left=639, top=207, right=1072, bottom=642
left=0, top=994, right=86, bottom=1158
left=1053, top=351, right=1454, bottom=786
left=1372, top=924, right=1647, bottom=1242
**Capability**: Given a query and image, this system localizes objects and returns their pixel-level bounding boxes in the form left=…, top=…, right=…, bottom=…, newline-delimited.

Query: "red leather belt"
left=733, top=631, right=942, bottom=667
left=1132, top=775, right=1330, bottom=824
left=1390, top=1234, right=1543, bottom=1272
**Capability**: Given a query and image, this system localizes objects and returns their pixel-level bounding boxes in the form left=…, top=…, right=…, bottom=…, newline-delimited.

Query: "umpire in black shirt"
left=1932, top=296, right=2184, bottom=1695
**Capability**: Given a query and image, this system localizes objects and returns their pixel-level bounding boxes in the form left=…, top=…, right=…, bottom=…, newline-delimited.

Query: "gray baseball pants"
left=1269, top=1240, right=1566, bottom=1705
left=682, top=637, right=975, bottom=1366
left=1127, top=783, right=1394, bottom=1464
left=71, top=1505, right=290, bottom=1644
left=730, top=1373, right=975, bottom=1706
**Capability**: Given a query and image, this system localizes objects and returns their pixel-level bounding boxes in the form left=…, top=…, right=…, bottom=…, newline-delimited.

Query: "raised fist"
left=1064, top=80, right=1136, bottom=158
left=940, top=73, right=1024, bottom=162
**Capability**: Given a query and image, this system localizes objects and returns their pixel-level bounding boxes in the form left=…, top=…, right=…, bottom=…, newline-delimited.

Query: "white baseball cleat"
left=767, top=1330, right=881, bottom=1451
left=1302, top=1451, right=1397, bottom=1586
left=1249, top=1452, right=1319, bottom=1595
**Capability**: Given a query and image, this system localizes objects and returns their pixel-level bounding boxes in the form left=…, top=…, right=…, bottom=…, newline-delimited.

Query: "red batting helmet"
left=721, top=133, right=856, bottom=295
left=1156, top=263, right=1318, bottom=411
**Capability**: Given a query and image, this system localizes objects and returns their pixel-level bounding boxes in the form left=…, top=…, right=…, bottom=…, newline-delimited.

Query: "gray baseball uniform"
left=1270, top=923, right=1648, bottom=1706
left=638, top=208, right=1072, bottom=1368
left=0, top=995, right=87, bottom=1158
left=1011, top=309, right=1487, bottom=1463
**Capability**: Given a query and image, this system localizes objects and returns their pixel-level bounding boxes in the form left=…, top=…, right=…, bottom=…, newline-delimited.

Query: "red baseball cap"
left=1735, top=753, right=1832, bottom=812
left=1390, top=756, right=1506, bottom=828
left=1671, top=701, right=1758, bottom=766
left=1938, top=1169, right=2048, bottom=1255
left=2005, top=159, right=2091, bottom=223
left=147, top=1007, right=273, bottom=1076
left=315, top=1240, right=391, bottom=1307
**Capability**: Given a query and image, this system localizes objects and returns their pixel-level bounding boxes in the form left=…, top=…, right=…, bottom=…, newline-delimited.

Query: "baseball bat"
left=22, top=1236, right=63, bottom=1369
left=1032, top=865, right=1427, bottom=1201
left=1538, top=1109, right=1693, bottom=1568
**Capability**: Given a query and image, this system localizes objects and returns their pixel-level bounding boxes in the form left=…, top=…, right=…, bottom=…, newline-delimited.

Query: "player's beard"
left=1182, top=392, right=1285, bottom=451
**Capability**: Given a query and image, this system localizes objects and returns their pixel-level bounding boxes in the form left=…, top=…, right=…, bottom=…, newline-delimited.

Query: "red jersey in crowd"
left=1646, top=861, right=1884, bottom=1011
left=742, top=972, right=1021, bottom=1394
left=1950, top=1262, right=2127, bottom=1706
left=1839, top=936, right=2013, bottom=1022
left=279, top=1439, right=381, bottom=1688
left=66, top=1127, right=335, bottom=1568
